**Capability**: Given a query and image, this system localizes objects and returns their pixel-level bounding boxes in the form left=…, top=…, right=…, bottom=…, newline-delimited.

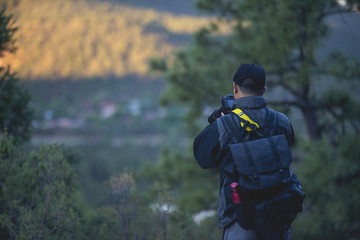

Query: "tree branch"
left=336, top=169, right=360, bottom=184
left=324, top=8, right=356, bottom=17
left=267, top=72, right=299, bottom=98
left=267, top=100, right=301, bottom=107
left=350, top=120, right=360, bottom=134
left=269, top=97, right=327, bottom=113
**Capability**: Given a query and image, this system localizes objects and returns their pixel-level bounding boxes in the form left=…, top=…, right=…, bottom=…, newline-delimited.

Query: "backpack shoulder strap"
left=218, top=108, right=279, bottom=145
left=262, top=108, right=278, bottom=137
left=217, top=108, right=261, bottom=144
left=217, top=113, right=246, bottom=144
left=232, top=108, right=260, bottom=132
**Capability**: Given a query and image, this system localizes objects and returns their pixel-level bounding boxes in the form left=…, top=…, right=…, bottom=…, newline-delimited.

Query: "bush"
left=0, top=136, right=81, bottom=239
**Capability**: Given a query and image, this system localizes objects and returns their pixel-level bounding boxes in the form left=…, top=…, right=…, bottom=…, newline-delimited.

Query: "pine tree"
left=152, top=0, right=360, bottom=140
left=0, top=9, right=33, bottom=142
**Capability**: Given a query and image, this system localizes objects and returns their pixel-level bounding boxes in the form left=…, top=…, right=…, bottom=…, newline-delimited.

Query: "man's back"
left=194, top=96, right=294, bottom=173
left=193, top=96, right=295, bottom=239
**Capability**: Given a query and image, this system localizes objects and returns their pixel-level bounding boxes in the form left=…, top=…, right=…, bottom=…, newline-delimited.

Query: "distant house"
left=101, top=102, right=117, bottom=119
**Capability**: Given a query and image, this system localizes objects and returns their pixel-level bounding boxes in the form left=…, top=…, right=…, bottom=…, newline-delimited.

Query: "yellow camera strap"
left=232, top=108, right=260, bottom=131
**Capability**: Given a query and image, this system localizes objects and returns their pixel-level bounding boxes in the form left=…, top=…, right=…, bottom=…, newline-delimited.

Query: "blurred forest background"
left=0, top=0, right=360, bottom=239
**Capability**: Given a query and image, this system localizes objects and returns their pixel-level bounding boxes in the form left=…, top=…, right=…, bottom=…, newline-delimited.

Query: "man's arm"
left=276, top=112, right=295, bottom=147
left=288, top=122, right=295, bottom=147
left=193, top=122, right=222, bottom=169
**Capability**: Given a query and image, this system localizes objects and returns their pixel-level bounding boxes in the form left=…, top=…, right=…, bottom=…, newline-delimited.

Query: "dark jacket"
left=193, top=96, right=294, bottom=228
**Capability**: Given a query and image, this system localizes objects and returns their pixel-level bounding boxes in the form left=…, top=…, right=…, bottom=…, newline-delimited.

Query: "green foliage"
left=0, top=9, right=17, bottom=56
left=195, top=216, right=222, bottom=240
left=293, top=135, right=360, bottom=239
left=324, top=52, right=360, bottom=79
left=81, top=207, right=123, bottom=240
left=0, top=68, right=33, bottom=142
left=0, top=136, right=221, bottom=239
left=80, top=171, right=223, bottom=240
left=166, top=210, right=222, bottom=240
left=0, top=137, right=81, bottom=239
left=140, top=147, right=219, bottom=213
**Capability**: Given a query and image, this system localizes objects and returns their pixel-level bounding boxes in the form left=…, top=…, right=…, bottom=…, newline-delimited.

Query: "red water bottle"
left=231, top=182, right=242, bottom=204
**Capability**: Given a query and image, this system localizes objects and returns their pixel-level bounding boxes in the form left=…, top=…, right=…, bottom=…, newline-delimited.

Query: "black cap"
left=232, top=63, right=266, bottom=90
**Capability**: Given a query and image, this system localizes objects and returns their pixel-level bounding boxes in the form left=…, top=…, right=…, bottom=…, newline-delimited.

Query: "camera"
left=207, top=94, right=235, bottom=123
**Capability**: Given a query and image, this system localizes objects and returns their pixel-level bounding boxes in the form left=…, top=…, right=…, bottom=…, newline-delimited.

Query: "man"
left=193, top=64, right=294, bottom=239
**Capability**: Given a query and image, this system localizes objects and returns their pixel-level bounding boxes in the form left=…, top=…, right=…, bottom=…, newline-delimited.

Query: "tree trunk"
left=301, top=105, right=321, bottom=140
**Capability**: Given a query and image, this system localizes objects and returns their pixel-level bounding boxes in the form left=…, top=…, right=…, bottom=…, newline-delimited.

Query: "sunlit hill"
left=1, top=0, right=229, bottom=80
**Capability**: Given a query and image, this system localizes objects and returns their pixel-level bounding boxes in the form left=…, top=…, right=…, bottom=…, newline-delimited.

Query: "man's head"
left=232, top=63, right=266, bottom=99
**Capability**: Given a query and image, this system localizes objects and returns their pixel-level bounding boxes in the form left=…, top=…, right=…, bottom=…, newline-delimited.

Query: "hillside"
left=1, top=0, right=228, bottom=80
left=2, top=0, right=359, bottom=81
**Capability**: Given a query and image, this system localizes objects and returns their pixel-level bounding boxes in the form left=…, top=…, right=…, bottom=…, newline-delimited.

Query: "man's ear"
left=261, top=87, right=267, bottom=96
left=233, top=82, right=239, bottom=94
